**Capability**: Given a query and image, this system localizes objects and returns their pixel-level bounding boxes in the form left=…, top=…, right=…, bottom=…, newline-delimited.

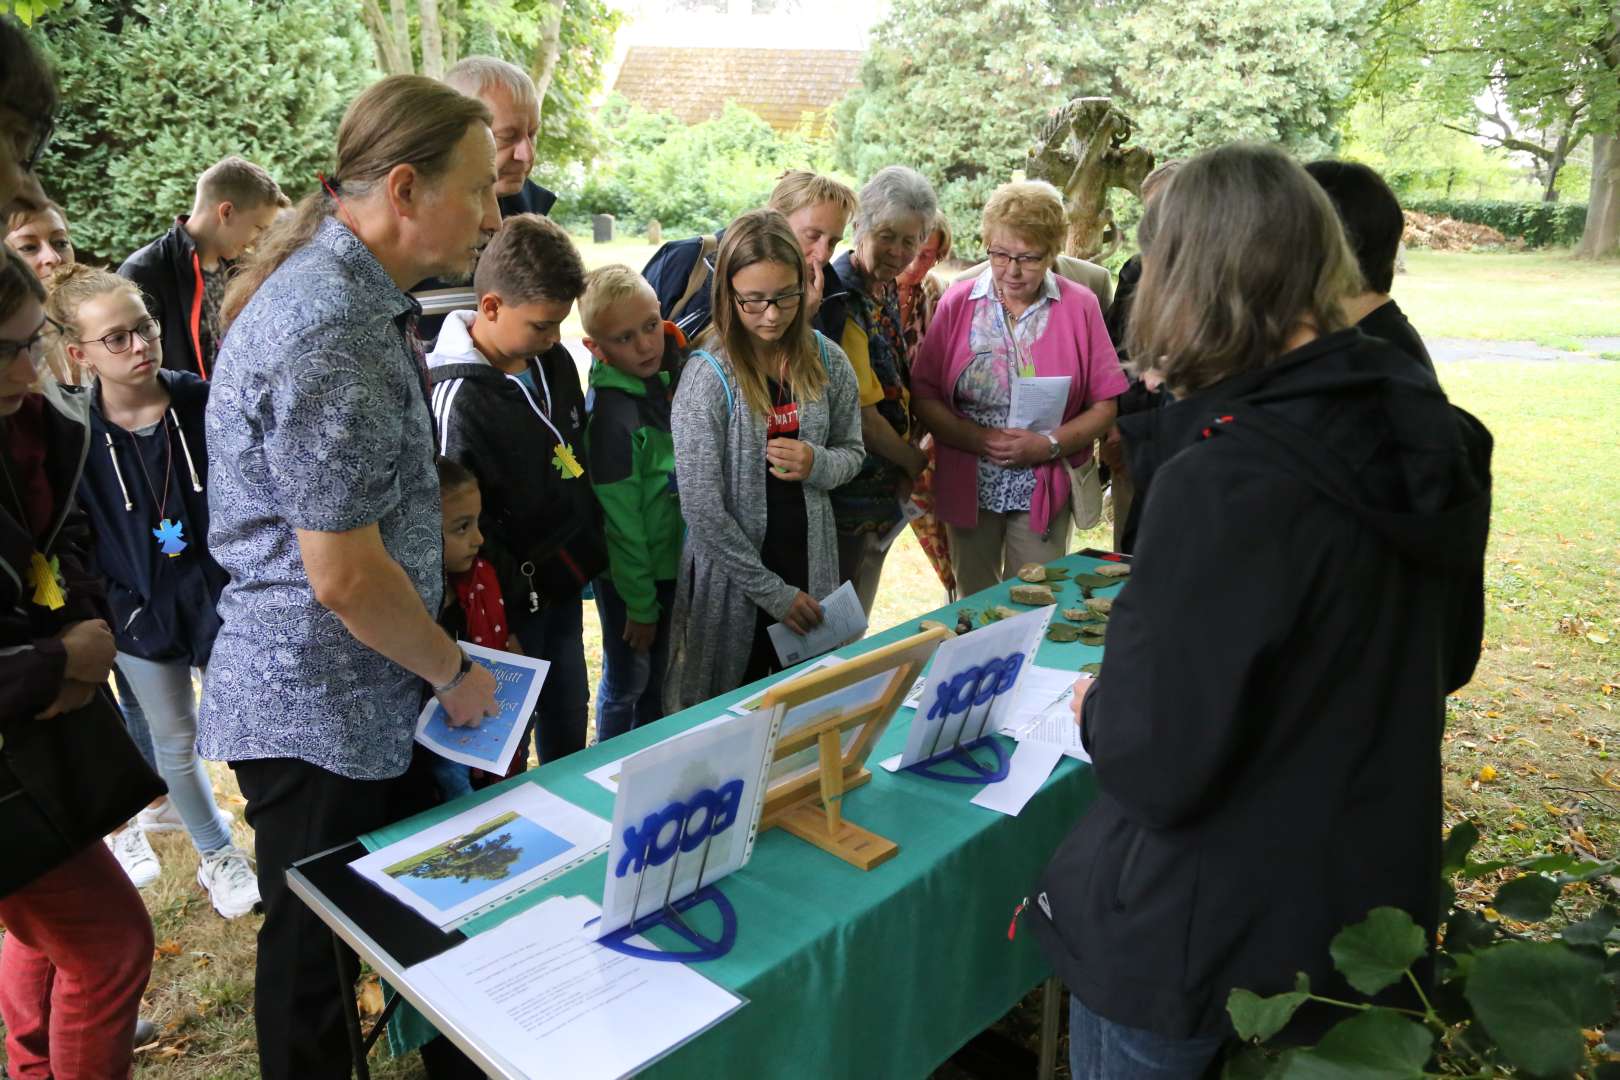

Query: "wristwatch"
left=433, top=647, right=473, bottom=696
left=1044, top=432, right=1062, bottom=460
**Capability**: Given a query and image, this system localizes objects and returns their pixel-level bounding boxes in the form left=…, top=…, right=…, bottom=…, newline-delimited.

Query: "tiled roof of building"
left=611, top=47, right=865, bottom=134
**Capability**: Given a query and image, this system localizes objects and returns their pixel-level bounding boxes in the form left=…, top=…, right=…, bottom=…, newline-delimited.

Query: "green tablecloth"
left=365, top=553, right=1121, bottom=1077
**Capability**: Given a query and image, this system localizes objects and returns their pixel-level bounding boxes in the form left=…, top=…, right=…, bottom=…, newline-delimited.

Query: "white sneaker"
left=136, top=798, right=186, bottom=833
left=107, top=828, right=161, bottom=888
left=197, top=844, right=260, bottom=919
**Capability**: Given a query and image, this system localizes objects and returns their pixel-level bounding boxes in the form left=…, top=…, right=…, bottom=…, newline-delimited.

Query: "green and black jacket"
left=584, top=326, right=685, bottom=624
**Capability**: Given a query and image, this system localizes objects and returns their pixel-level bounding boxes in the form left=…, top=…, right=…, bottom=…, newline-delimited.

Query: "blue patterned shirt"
left=198, top=217, right=442, bottom=780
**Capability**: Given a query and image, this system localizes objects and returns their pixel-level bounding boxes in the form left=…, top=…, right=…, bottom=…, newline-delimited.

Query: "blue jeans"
left=113, top=665, right=157, bottom=772
left=114, top=654, right=233, bottom=853
left=512, top=600, right=588, bottom=765
left=428, top=757, right=474, bottom=801
left=592, top=577, right=674, bottom=743
left=1069, top=994, right=1223, bottom=1080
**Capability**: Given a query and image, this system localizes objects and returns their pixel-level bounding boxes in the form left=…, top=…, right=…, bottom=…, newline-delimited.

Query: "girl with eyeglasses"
left=46, top=264, right=261, bottom=920
left=664, top=209, right=865, bottom=710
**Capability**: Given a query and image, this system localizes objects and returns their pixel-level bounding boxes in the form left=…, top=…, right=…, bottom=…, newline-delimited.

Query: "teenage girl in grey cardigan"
left=665, top=210, right=864, bottom=711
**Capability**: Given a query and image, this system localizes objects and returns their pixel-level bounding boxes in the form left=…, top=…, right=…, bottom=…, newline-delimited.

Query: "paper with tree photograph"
left=350, top=784, right=609, bottom=928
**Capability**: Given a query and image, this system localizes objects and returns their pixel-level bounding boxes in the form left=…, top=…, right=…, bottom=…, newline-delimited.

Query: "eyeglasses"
left=3, top=105, right=53, bottom=173
left=987, top=250, right=1048, bottom=270
left=84, top=317, right=161, bottom=355
left=735, top=291, right=803, bottom=315
left=0, top=316, right=61, bottom=370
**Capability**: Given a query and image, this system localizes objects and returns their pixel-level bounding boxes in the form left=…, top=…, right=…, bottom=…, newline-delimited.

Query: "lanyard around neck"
left=505, top=359, right=566, bottom=447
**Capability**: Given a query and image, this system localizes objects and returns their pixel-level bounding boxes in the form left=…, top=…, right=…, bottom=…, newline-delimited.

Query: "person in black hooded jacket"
left=1027, top=143, right=1492, bottom=1078
left=428, top=214, right=603, bottom=766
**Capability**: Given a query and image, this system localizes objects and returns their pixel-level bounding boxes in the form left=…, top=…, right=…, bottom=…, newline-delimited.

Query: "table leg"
left=334, top=929, right=371, bottom=1080
left=1038, top=975, right=1061, bottom=1080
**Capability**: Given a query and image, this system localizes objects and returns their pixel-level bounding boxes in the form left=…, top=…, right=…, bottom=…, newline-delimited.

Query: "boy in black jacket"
left=118, top=155, right=287, bottom=379
left=428, top=214, right=601, bottom=764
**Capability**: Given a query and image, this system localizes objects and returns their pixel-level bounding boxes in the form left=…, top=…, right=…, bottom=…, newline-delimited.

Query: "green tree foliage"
left=360, top=0, right=620, bottom=168
left=560, top=96, right=843, bottom=236
left=834, top=0, right=1104, bottom=261
left=1339, top=98, right=1537, bottom=200
left=1359, top=0, right=1620, bottom=254
left=1228, top=823, right=1620, bottom=1078
left=836, top=0, right=1373, bottom=258
left=32, top=0, right=378, bottom=265
left=407, top=833, right=523, bottom=884
left=1116, top=0, right=1373, bottom=160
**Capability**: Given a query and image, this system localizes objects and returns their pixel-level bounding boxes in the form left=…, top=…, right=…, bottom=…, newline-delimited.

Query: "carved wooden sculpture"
left=1025, top=98, right=1156, bottom=262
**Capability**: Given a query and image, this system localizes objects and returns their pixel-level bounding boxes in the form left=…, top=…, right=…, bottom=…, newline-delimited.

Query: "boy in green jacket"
left=582, top=266, right=686, bottom=740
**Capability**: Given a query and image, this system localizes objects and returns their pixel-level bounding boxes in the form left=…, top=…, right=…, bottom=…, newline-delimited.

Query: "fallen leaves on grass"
left=1479, top=765, right=1500, bottom=782
left=154, top=940, right=183, bottom=958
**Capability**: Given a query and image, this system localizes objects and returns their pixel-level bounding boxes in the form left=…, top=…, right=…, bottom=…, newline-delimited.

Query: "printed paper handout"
left=766, top=580, right=867, bottom=668
left=409, top=895, right=744, bottom=1080
left=350, top=784, right=608, bottom=928
left=900, top=606, right=1054, bottom=767
left=728, top=654, right=845, bottom=716
left=1008, top=375, right=1071, bottom=434
left=597, top=710, right=779, bottom=937
left=415, top=642, right=549, bottom=775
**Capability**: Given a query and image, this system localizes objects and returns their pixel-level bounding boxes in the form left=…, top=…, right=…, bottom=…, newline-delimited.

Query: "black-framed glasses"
left=0, top=315, right=61, bottom=370
left=2, top=105, right=53, bottom=173
left=735, top=291, right=803, bottom=315
left=84, top=317, right=161, bottom=355
left=987, top=250, right=1047, bottom=270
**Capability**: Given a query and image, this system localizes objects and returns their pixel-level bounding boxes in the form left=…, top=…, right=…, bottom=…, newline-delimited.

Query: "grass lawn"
left=1396, top=249, right=1620, bottom=351
left=3, top=258, right=1614, bottom=1079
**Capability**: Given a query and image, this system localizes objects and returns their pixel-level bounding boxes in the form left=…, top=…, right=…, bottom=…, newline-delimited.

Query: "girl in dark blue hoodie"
left=49, top=265, right=260, bottom=919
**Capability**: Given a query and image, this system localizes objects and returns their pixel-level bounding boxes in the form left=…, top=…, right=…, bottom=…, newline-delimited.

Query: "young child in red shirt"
left=431, top=457, right=528, bottom=799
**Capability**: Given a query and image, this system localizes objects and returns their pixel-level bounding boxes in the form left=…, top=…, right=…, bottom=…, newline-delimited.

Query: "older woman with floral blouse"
left=911, top=180, right=1127, bottom=596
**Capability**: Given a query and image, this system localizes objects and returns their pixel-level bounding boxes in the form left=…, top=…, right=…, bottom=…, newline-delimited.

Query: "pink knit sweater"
left=912, top=273, right=1128, bottom=533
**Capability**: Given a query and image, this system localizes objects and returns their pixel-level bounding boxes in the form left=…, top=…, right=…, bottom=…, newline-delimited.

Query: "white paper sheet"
left=900, top=606, right=1054, bottom=767
left=409, top=895, right=744, bottom=1080
left=970, top=741, right=1065, bottom=816
left=1010, top=665, right=1084, bottom=718
left=1004, top=704, right=1092, bottom=763
left=597, top=711, right=778, bottom=938
left=415, top=642, right=550, bottom=775
left=583, top=714, right=734, bottom=795
left=877, top=498, right=926, bottom=552
left=1008, top=375, right=1071, bottom=433
left=766, top=579, right=868, bottom=667
left=349, top=785, right=609, bottom=929
left=727, top=654, right=845, bottom=716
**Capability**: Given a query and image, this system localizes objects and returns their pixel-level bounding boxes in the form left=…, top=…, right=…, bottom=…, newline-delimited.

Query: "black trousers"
left=233, top=754, right=482, bottom=1080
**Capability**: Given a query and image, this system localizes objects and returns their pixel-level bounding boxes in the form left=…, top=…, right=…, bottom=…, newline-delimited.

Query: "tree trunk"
left=418, top=0, right=445, bottom=79
left=1577, top=132, right=1619, bottom=258
left=529, top=5, right=564, bottom=110
left=389, top=0, right=412, bottom=73
left=444, top=5, right=460, bottom=70
left=360, top=0, right=411, bottom=74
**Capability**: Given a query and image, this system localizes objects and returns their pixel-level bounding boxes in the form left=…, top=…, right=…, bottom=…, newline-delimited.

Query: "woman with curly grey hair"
left=829, top=165, right=939, bottom=615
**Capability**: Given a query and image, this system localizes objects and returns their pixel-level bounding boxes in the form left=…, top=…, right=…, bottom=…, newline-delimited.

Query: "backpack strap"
left=812, top=330, right=830, bottom=372
left=689, top=348, right=733, bottom=418
left=671, top=234, right=718, bottom=330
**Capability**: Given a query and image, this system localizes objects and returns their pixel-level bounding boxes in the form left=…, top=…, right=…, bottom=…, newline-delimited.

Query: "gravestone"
left=593, top=214, right=615, bottom=244
left=647, top=220, right=663, bottom=246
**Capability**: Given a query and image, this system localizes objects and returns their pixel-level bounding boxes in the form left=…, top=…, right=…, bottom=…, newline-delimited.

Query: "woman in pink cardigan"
left=912, top=181, right=1127, bottom=596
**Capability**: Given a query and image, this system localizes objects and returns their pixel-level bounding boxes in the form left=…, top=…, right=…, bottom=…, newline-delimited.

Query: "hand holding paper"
left=767, top=580, right=867, bottom=668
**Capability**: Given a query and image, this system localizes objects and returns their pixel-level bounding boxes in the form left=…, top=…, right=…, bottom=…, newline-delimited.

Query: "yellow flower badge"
left=551, top=442, right=584, bottom=479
